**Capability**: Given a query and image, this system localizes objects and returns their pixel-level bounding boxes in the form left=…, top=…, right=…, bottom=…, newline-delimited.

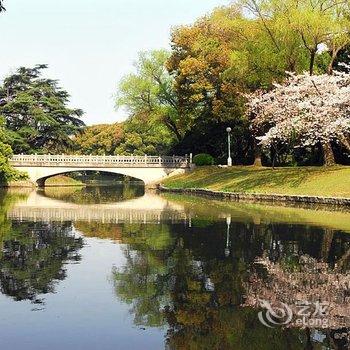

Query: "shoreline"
left=0, top=180, right=35, bottom=188
left=158, top=185, right=350, bottom=207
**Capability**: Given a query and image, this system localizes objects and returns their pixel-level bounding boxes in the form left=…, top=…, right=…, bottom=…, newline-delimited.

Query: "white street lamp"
left=226, top=127, right=232, bottom=166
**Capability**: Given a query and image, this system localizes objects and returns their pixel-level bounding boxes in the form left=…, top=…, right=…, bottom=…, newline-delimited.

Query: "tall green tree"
left=242, top=0, right=350, bottom=75
left=168, top=9, right=247, bottom=126
left=116, top=50, right=183, bottom=143
left=0, top=64, right=84, bottom=154
left=167, top=6, right=254, bottom=160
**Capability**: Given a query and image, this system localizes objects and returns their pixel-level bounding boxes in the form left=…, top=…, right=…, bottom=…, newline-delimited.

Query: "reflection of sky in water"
left=0, top=187, right=350, bottom=349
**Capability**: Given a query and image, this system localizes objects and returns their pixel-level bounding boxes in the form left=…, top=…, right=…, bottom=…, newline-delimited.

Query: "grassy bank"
left=163, top=166, right=350, bottom=198
left=45, top=175, right=84, bottom=187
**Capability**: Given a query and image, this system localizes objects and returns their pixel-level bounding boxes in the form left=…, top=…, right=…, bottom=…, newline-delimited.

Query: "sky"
left=1, top=0, right=228, bottom=125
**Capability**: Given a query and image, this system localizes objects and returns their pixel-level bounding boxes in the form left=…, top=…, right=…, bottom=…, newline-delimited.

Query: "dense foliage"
left=241, top=0, right=350, bottom=76
left=0, top=65, right=84, bottom=181
left=0, top=119, right=23, bottom=183
left=116, top=0, right=350, bottom=166
left=74, top=123, right=123, bottom=155
left=74, top=117, right=173, bottom=156
left=193, top=153, right=215, bottom=166
left=0, top=65, right=84, bottom=154
left=116, top=50, right=182, bottom=142
left=114, top=115, right=174, bottom=155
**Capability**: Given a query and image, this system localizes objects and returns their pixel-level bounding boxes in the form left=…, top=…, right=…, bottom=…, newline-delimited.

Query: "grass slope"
left=163, top=166, right=350, bottom=198
left=45, top=175, right=84, bottom=186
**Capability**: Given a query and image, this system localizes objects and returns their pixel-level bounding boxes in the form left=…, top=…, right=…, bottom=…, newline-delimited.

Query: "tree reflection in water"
left=42, top=183, right=145, bottom=204
left=0, top=190, right=83, bottom=304
left=2, top=187, right=350, bottom=349
left=112, top=219, right=350, bottom=349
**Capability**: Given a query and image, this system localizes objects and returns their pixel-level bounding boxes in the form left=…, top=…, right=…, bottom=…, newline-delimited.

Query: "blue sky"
left=1, top=0, right=228, bottom=125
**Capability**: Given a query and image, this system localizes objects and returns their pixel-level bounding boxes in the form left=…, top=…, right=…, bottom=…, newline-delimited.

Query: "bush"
left=0, top=141, right=28, bottom=183
left=193, top=153, right=214, bottom=166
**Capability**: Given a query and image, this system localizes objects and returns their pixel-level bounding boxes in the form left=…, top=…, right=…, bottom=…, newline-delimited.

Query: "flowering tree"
left=247, top=71, right=350, bottom=166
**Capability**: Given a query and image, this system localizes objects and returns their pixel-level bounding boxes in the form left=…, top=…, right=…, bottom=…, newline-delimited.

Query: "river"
left=0, top=185, right=349, bottom=350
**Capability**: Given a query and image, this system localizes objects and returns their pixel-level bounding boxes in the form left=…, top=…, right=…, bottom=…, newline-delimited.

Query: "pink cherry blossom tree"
left=247, top=71, right=350, bottom=166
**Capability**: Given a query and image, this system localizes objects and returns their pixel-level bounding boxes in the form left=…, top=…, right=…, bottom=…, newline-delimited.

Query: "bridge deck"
left=10, top=154, right=191, bottom=168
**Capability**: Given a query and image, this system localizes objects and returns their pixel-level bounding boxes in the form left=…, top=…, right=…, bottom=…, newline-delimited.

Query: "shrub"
left=0, top=141, right=28, bottom=183
left=193, top=153, right=214, bottom=166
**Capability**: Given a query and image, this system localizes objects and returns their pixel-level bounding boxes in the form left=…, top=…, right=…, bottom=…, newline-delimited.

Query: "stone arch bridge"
left=10, top=154, right=192, bottom=186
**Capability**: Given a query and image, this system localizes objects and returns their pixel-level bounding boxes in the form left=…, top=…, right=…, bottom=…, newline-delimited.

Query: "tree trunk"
left=164, top=117, right=182, bottom=143
left=254, top=156, right=262, bottom=167
left=271, top=146, right=276, bottom=170
left=309, top=50, right=316, bottom=76
left=253, top=145, right=262, bottom=166
left=336, top=249, right=350, bottom=272
left=322, top=142, right=336, bottom=166
left=327, top=53, right=336, bottom=75
left=327, top=49, right=341, bottom=75
left=340, top=135, right=350, bottom=153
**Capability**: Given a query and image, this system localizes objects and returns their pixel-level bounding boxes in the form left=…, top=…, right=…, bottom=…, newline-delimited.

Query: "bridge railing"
left=9, top=207, right=189, bottom=224
left=10, top=154, right=192, bottom=168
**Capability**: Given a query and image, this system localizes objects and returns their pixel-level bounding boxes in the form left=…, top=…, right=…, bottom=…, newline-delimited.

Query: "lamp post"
left=226, top=127, right=232, bottom=166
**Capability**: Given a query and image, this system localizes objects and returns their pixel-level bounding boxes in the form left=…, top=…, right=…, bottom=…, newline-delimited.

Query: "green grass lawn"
left=163, top=166, right=350, bottom=198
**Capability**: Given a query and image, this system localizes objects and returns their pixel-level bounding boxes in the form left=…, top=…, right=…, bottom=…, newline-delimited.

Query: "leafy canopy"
left=74, top=123, right=123, bottom=155
left=0, top=64, right=84, bottom=154
left=114, top=115, right=174, bottom=156
left=116, top=50, right=183, bottom=143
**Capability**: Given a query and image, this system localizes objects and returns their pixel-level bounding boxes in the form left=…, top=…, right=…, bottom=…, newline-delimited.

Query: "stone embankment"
left=158, top=185, right=350, bottom=207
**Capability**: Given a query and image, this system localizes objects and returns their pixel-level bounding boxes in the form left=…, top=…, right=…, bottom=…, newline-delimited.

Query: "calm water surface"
left=0, top=185, right=350, bottom=350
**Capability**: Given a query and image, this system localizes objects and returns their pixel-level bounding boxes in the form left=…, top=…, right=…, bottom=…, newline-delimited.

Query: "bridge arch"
left=35, top=169, right=147, bottom=187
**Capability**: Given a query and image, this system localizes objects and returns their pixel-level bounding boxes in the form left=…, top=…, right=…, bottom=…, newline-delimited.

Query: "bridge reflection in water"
left=7, top=190, right=190, bottom=224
